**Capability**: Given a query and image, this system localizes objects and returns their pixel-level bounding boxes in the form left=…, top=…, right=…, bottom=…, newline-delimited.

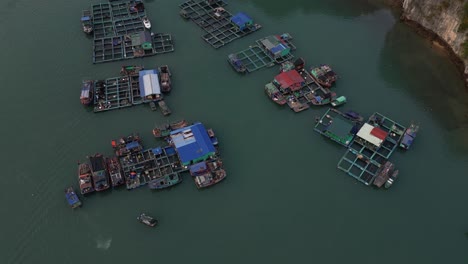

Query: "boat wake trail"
left=95, top=236, right=112, bottom=250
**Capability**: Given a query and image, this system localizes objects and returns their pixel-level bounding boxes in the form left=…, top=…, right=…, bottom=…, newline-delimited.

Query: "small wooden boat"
left=81, top=10, right=93, bottom=34
left=142, top=16, right=151, bottom=29
left=158, top=65, right=172, bottom=93
left=287, top=96, right=309, bottom=112
left=385, top=169, right=399, bottom=189
left=106, top=157, right=125, bottom=187
left=228, top=54, right=247, bottom=73
left=399, top=123, right=419, bottom=150
left=65, top=187, right=82, bottom=209
left=137, top=213, right=158, bottom=227
left=180, top=9, right=189, bottom=19
left=170, top=119, right=188, bottom=130
left=343, top=110, right=364, bottom=123
left=214, top=7, right=225, bottom=19
left=148, top=173, right=182, bottom=189
left=80, top=80, right=94, bottom=106
left=153, top=123, right=171, bottom=138
left=126, top=171, right=141, bottom=190
left=78, top=162, right=94, bottom=195
left=331, top=96, right=347, bottom=107
left=265, top=82, right=287, bottom=105
left=310, top=64, right=338, bottom=88
left=120, top=65, right=144, bottom=76
left=149, top=101, right=157, bottom=111
left=158, top=100, right=171, bottom=116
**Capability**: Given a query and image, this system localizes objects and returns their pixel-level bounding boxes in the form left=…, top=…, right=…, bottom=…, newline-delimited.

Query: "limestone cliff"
left=395, top=0, right=468, bottom=84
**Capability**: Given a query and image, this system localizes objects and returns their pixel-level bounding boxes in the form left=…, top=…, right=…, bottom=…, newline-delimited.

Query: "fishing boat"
left=180, top=9, right=189, bottom=19
left=170, top=120, right=189, bottom=130
left=373, top=161, right=394, bottom=188
left=194, top=169, right=227, bottom=189
left=80, top=80, right=94, bottom=106
left=111, top=133, right=142, bottom=156
left=106, top=157, right=124, bottom=187
left=120, top=65, right=144, bottom=76
left=385, top=169, right=399, bottom=189
left=310, top=64, right=337, bottom=88
left=148, top=173, right=182, bottom=189
left=331, top=96, right=347, bottom=107
left=78, top=162, right=94, bottom=195
left=142, top=16, right=151, bottom=29
left=89, top=154, right=110, bottom=192
left=158, top=65, right=172, bottom=93
left=137, top=213, right=158, bottom=227
left=158, top=100, right=171, bottom=116
left=214, top=7, right=225, bottom=19
left=343, top=110, right=364, bottom=123
left=206, top=128, right=218, bottom=146
left=81, top=10, right=93, bottom=34
left=265, top=82, right=287, bottom=105
left=228, top=54, right=247, bottom=73
left=65, top=187, right=82, bottom=209
left=399, top=123, right=419, bottom=150
left=152, top=123, right=170, bottom=138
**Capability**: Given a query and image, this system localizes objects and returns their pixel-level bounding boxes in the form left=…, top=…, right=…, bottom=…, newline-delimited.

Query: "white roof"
left=356, top=123, right=383, bottom=147
left=142, top=73, right=161, bottom=96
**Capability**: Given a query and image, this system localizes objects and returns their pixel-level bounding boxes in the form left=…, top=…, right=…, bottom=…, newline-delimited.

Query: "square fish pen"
left=179, top=0, right=261, bottom=49
left=93, top=77, right=132, bottom=112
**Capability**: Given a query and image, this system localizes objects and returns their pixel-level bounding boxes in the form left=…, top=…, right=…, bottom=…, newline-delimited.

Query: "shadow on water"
left=238, top=0, right=384, bottom=19
left=378, top=21, right=468, bottom=153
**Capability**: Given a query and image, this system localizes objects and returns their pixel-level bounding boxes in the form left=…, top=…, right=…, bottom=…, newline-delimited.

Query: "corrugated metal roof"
left=357, top=123, right=383, bottom=147
left=231, top=12, right=252, bottom=27
left=170, top=123, right=216, bottom=164
left=138, top=69, right=161, bottom=96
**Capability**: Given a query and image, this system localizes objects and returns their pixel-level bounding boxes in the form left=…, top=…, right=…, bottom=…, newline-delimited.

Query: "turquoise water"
left=1, top=0, right=467, bottom=263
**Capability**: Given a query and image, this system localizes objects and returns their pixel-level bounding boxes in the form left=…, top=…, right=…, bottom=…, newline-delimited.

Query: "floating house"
left=273, top=70, right=305, bottom=93
left=170, top=123, right=217, bottom=166
left=130, top=31, right=153, bottom=56
left=355, top=123, right=388, bottom=150
left=231, top=12, right=253, bottom=31
left=260, top=35, right=291, bottom=59
left=139, top=69, right=162, bottom=103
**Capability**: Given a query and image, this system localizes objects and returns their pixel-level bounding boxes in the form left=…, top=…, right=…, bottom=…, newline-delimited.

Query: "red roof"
left=274, top=70, right=305, bottom=90
left=370, top=127, right=388, bottom=140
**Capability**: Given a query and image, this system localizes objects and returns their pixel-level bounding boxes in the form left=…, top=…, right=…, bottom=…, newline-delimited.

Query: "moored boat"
left=399, top=123, right=419, bottom=150
left=142, top=16, right=151, bottom=29
left=343, top=110, right=364, bottom=123
left=106, top=157, right=125, bottom=187
left=148, top=173, right=182, bottom=189
left=89, top=154, right=110, bottom=192
left=158, top=100, right=171, bottom=116
left=137, top=213, right=158, bottom=227
left=207, top=128, right=218, bottom=146
left=152, top=123, right=171, bottom=138
left=308, top=88, right=336, bottom=106
left=65, top=187, right=82, bottom=209
left=373, top=161, right=394, bottom=188
left=310, top=64, right=337, bottom=88
left=385, top=169, right=399, bottom=188
left=149, top=101, right=157, bottom=111
left=80, top=80, right=94, bottom=106
left=265, top=82, right=287, bottom=105
left=126, top=171, right=141, bottom=190
left=78, top=162, right=94, bottom=195
left=120, top=65, right=144, bottom=76
left=81, top=10, right=93, bottom=34
left=228, top=54, right=247, bottom=73
left=287, top=95, right=309, bottom=112
left=158, top=65, right=172, bottom=93
left=170, top=119, right=188, bottom=130
left=194, top=169, right=227, bottom=189
left=331, top=95, right=347, bottom=107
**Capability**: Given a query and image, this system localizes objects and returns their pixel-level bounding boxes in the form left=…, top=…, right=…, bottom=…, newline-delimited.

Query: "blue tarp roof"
left=152, top=147, right=162, bottom=155
left=126, top=141, right=140, bottom=150
left=231, top=12, right=252, bottom=27
left=170, top=122, right=216, bottom=164
left=270, top=44, right=287, bottom=54
left=81, top=16, right=91, bottom=21
left=164, top=146, right=176, bottom=155
left=189, top=161, right=207, bottom=176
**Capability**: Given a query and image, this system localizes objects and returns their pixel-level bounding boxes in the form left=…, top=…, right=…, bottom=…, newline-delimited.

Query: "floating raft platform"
left=314, top=108, right=363, bottom=147
left=89, top=67, right=170, bottom=114
left=228, top=33, right=296, bottom=73
left=337, top=112, right=406, bottom=186
left=179, top=0, right=261, bottom=49
left=86, top=1, right=174, bottom=64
